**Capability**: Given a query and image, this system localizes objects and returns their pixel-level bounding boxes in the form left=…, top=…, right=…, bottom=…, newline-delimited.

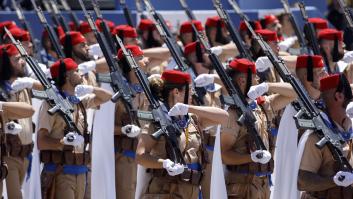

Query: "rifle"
left=11, top=0, right=42, bottom=62
left=31, top=0, right=65, bottom=58
left=59, top=0, right=81, bottom=29
left=135, top=0, right=147, bottom=20
left=213, top=0, right=252, bottom=60
left=178, top=0, right=196, bottom=20
left=115, top=35, right=184, bottom=164
left=49, top=0, right=70, bottom=33
left=243, top=19, right=353, bottom=173
left=143, top=0, right=204, bottom=106
left=119, top=0, right=135, bottom=28
left=279, top=0, right=309, bottom=54
left=0, top=111, right=8, bottom=180
left=298, top=1, right=321, bottom=56
left=78, top=0, right=138, bottom=124
left=91, top=0, right=117, bottom=53
left=5, top=28, right=84, bottom=138
left=336, top=0, right=353, bottom=50
left=191, top=21, right=268, bottom=154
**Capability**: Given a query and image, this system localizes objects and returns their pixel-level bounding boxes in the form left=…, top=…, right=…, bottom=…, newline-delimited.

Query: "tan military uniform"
left=38, top=94, right=98, bottom=199
left=114, top=92, right=149, bottom=199
left=142, top=114, right=204, bottom=199
left=224, top=97, right=275, bottom=199
left=1, top=89, right=33, bottom=199
left=300, top=123, right=353, bottom=199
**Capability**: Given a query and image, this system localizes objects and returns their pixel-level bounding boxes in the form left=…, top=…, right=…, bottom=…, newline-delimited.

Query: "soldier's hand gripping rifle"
left=280, top=0, right=309, bottom=54
left=31, top=0, right=65, bottom=58
left=120, top=0, right=135, bottom=28
left=115, top=35, right=185, bottom=164
left=11, top=0, right=42, bottom=61
left=78, top=0, right=138, bottom=124
left=336, top=0, right=353, bottom=50
left=298, top=1, right=321, bottom=56
left=178, top=0, right=196, bottom=20
left=59, top=0, right=81, bottom=29
left=244, top=19, right=353, bottom=173
left=191, top=21, right=269, bottom=155
left=5, top=28, right=84, bottom=138
left=214, top=0, right=253, bottom=60
left=91, top=0, right=117, bottom=53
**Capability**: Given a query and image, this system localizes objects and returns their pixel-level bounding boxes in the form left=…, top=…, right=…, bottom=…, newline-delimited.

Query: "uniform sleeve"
left=80, top=94, right=98, bottom=109
left=37, top=101, right=55, bottom=133
left=299, top=133, right=323, bottom=173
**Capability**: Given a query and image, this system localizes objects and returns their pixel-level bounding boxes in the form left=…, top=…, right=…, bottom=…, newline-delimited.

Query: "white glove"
left=147, top=74, right=161, bottom=82
left=75, top=85, right=94, bottom=97
left=121, top=124, right=141, bottom=138
left=62, top=132, right=84, bottom=147
left=342, top=51, right=353, bottom=64
left=333, top=171, right=353, bottom=187
left=250, top=150, right=272, bottom=164
left=168, top=103, right=189, bottom=117
left=162, top=159, right=185, bottom=176
left=5, top=121, right=22, bottom=135
left=78, top=61, right=96, bottom=75
left=255, top=56, right=273, bottom=73
left=89, top=44, right=103, bottom=59
left=211, top=46, right=223, bottom=56
left=11, top=77, right=35, bottom=93
left=194, top=74, right=215, bottom=87
left=346, top=102, right=353, bottom=118
left=278, top=36, right=297, bottom=51
left=247, top=82, right=269, bottom=100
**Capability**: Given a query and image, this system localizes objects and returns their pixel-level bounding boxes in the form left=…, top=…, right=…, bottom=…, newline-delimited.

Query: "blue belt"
left=270, top=128, right=278, bottom=137
left=187, top=163, right=201, bottom=171
left=206, top=145, right=214, bottom=151
left=43, top=163, right=88, bottom=175
left=237, top=170, right=273, bottom=186
left=115, top=147, right=136, bottom=159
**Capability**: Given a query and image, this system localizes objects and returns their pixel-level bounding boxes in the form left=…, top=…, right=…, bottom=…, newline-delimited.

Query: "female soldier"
left=136, top=70, right=229, bottom=199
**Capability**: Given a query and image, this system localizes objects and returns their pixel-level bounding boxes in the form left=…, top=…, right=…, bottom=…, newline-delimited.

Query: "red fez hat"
left=138, top=19, right=155, bottom=31
left=161, top=70, right=191, bottom=84
left=256, top=29, right=278, bottom=42
left=117, top=45, right=144, bottom=60
left=0, top=21, right=17, bottom=34
left=308, top=18, right=329, bottom=30
left=42, top=26, right=65, bottom=39
left=95, top=19, right=115, bottom=33
left=60, top=31, right=86, bottom=46
left=296, top=55, right=324, bottom=69
left=78, top=21, right=92, bottom=35
left=0, top=44, right=19, bottom=57
left=263, top=15, right=279, bottom=26
left=180, top=20, right=204, bottom=34
left=320, top=74, right=340, bottom=92
left=113, top=25, right=138, bottom=38
left=239, top=20, right=262, bottom=32
left=184, top=41, right=204, bottom=56
left=69, top=21, right=78, bottom=31
left=205, top=16, right=225, bottom=28
left=318, top=28, right=343, bottom=41
left=3, top=27, right=31, bottom=42
left=50, top=58, right=78, bottom=78
left=229, top=58, right=256, bottom=74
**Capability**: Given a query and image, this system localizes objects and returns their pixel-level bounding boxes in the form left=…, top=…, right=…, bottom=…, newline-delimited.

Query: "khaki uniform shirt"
left=37, top=94, right=97, bottom=153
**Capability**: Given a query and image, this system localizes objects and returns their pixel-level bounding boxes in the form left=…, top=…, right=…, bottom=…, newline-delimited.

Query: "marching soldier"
left=136, top=70, right=229, bottom=199
left=37, top=58, right=112, bottom=199
left=220, top=58, right=297, bottom=199
left=298, top=73, right=353, bottom=199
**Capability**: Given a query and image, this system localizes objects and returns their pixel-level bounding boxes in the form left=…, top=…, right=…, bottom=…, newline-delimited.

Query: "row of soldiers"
left=0, top=2, right=353, bottom=199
